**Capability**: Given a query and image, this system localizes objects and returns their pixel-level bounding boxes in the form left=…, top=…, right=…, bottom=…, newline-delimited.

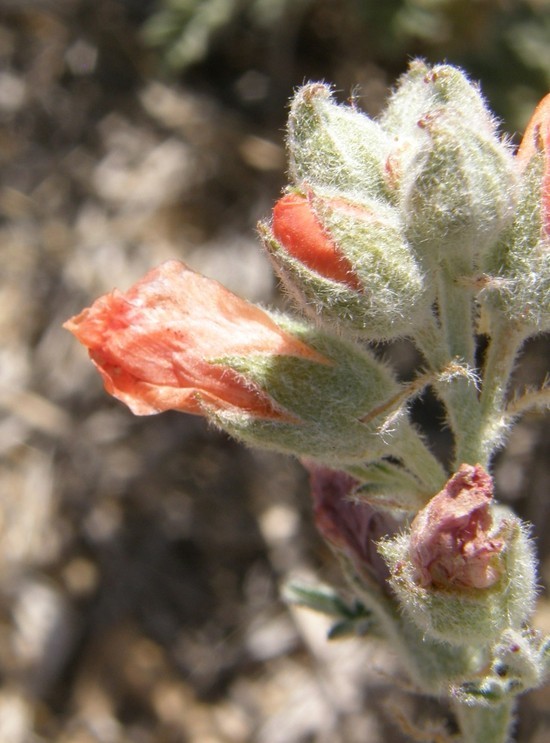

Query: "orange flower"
left=64, top=260, right=326, bottom=419
left=517, top=92, right=550, bottom=236
left=272, top=193, right=361, bottom=288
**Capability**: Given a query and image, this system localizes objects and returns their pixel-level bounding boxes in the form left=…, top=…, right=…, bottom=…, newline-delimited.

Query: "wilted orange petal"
left=64, top=260, right=327, bottom=419
left=409, top=464, right=504, bottom=590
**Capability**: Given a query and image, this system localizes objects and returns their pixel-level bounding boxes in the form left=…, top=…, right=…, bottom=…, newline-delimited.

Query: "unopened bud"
left=482, top=93, right=550, bottom=331
left=287, top=83, right=391, bottom=200
left=381, top=63, right=516, bottom=268
left=401, top=116, right=516, bottom=269
left=263, top=190, right=429, bottom=340
left=64, top=260, right=408, bottom=466
left=270, top=192, right=361, bottom=289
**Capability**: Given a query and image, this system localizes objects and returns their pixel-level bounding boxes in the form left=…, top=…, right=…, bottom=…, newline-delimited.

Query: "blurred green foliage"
left=142, top=0, right=313, bottom=71
left=142, top=0, right=549, bottom=131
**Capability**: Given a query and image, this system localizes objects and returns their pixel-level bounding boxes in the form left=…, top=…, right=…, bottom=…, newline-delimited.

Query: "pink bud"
left=305, top=461, right=399, bottom=588
left=64, top=260, right=327, bottom=420
left=272, top=193, right=361, bottom=288
left=409, top=464, right=505, bottom=590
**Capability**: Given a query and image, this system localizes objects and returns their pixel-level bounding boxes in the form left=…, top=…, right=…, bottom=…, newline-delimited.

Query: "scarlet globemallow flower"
left=63, top=260, right=327, bottom=420
left=517, top=92, right=550, bottom=236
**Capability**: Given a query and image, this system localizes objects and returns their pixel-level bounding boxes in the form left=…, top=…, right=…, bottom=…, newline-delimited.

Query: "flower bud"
left=378, top=464, right=537, bottom=647
left=482, top=94, right=550, bottom=331
left=305, top=462, right=400, bottom=591
left=270, top=192, right=361, bottom=288
left=381, top=62, right=516, bottom=268
left=63, top=260, right=328, bottom=420
left=287, top=83, right=391, bottom=200
left=381, top=62, right=496, bottom=146
left=263, top=190, right=429, bottom=340
left=517, top=92, right=550, bottom=236
left=64, top=260, right=408, bottom=465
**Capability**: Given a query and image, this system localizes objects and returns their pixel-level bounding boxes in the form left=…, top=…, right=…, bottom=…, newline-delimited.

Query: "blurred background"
left=0, top=0, right=549, bottom=740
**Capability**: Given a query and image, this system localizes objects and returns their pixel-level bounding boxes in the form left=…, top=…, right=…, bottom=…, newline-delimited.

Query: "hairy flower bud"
left=381, top=63, right=516, bottom=269
left=64, top=260, right=410, bottom=465
left=379, top=464, right=537, bottom=647
left=63, top=260, right=327, bottom=420
left=263, top=190, right=429, bottom=340
left=482, top=93, right=550, bottom=331
left=402, top=119, right=516, bottom=269
left=287, top=83, right=391, bottom=200
left=381, top=62, right=496, bottom=146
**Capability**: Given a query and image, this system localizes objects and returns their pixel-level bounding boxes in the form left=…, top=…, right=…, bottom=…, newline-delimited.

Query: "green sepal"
left=209, top=318, right=404, bottom=464
left=352, top=460, right=431, bottom=513
left=378, top=510, right=537, bottom=648
left=482, top=153, right=550, bottom=331
left=401, top=119, right=516, bottom=270
left=287, top=82, right=391, bottom=201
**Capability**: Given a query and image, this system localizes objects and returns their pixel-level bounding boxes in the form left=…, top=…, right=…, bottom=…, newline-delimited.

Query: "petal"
left=272, top=193, right=361, bottom=288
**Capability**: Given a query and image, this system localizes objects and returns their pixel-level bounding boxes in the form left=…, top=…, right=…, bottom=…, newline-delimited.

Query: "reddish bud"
left=272, top=193, right=361, bottom=289
left=306, top=461, right=399, bottom=589
left=64, top=260, right=327, bottom=420
left=409, top=464, right=505, bottom=590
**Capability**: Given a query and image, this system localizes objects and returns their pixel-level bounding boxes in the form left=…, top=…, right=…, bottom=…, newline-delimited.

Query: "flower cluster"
left=65, top=63, right=550, bottom=740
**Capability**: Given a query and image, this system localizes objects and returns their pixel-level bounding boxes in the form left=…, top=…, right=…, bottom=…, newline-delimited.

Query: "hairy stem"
left=435, top=262, right=483, bottom=467
left=475, top=319, right=528, bottom=462
left=454, top=700, right=515, bottom=743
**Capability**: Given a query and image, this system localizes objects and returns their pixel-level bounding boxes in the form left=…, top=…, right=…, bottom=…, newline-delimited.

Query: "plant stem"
left=475, top=318, right=528, bottom=463
left=435, top=262, right=482, bottom=467
left=414, top=313, right=448, bottom=371
left=453, top=700, right=515, bottom=743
